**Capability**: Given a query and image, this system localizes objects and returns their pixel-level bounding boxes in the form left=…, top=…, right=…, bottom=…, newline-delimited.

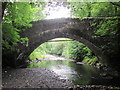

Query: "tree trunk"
left=2, top=2, right=7, bottom=19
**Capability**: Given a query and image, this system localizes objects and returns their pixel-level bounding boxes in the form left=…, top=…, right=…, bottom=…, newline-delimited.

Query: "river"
left=28, top=56, right=120, bottom=87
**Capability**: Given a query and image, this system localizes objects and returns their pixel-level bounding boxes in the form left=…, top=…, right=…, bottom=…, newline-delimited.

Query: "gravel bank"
left=2, top=67, right=72, bottom=88
left=2, top=67, right=120, bottom=89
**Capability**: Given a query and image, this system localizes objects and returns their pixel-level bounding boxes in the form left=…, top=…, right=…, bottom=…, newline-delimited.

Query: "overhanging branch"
left=110, top=2, right=120, bottom=7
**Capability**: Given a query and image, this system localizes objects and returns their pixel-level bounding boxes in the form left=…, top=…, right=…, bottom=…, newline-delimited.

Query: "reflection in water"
left=28, top=60, right=120, bottom=86
left=50, top=65, right=77, bottom=79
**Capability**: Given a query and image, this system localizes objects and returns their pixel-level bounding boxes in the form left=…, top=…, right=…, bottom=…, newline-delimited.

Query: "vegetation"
left=2, top=2, right=45, bottom=50
left=62, top=41, right=89, bottom=61
left=29, top=38, right=99, bottom=66
left=29, top=2, right=120, bottom=67
left=2, top=2, right=120, bottom=68
left=68, top=2, right=120, bottom=67
left=69, top=2, right=120, bottom=18
left=2, top=2, right=46, bottom=67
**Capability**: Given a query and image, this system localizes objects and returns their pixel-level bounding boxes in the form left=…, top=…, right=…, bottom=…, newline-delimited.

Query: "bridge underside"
left=17, top=31, right=107, bottom=67
left=13, top=18, right=119, bottom=68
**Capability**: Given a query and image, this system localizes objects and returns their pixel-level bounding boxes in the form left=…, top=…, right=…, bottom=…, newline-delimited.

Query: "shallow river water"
left=28, top=60, right=120, bottom=87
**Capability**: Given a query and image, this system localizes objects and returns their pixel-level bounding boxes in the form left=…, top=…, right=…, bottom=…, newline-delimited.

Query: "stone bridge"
left=16, top=18, right=117, bottom=67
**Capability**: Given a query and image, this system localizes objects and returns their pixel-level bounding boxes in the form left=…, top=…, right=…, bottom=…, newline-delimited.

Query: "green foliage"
left=69, top=1, right=120, bottom=65
left=29, top=48, right=46, bottom=60
left=2, top=23, right=20, bottom=49
left=92, top=19, right=119, bottom=56
left=50, top=42, right=65, bottom=55
left=91, top=3, right=115, bottom=17
left=69, top=2, right=120, bottom=18
left=62, top=41, right=89, bottom=61
left=95, top=20, right=118, bottom=36
left=2, top=2, right=45, bottom=50
left=20, top=37, right=29, bottom=42
left=29, top=42, right=52, bottom=60
left=28, top=38, right=100, bottom=66
left=82, top=56, right=98, bottom=65
left=69, top=2, right=91, bottom=18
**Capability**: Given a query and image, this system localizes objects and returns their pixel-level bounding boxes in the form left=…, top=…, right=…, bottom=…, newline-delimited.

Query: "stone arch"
left=16, top=18, right=115, bottom=67
left=17, top=28, right=107, bottom=66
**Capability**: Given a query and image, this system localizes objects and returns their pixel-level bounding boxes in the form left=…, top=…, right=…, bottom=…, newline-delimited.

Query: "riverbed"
left=2, top=56, right=120, bottom=89
left=28, top=60, right=120, bottom=87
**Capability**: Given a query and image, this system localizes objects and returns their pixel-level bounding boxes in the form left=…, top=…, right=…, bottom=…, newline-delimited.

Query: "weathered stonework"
left=16, top=18, right=119, bottom=67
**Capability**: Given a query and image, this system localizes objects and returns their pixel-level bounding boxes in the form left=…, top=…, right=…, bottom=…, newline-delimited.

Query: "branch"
left=110, top=2, right=120, bottom=7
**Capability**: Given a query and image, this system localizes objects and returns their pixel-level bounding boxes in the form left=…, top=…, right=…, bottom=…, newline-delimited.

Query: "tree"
left=2, top=2, right=46, bottom=67
left=2, top=2, right=45, bottom=50
left=62, top=41, right=91, bottom=61
left=68, top=2, right=120, bottom=67
left=69, top=2, right=120, bottom=18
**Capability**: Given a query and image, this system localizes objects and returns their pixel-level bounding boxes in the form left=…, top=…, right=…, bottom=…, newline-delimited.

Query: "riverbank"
left=28, top=54, right=85, bottom=65
left=2, top=67, right=120, bottom=89
left=2, top=55, right=120, bottom=89
left=2, top=67, right=72, bottom=88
